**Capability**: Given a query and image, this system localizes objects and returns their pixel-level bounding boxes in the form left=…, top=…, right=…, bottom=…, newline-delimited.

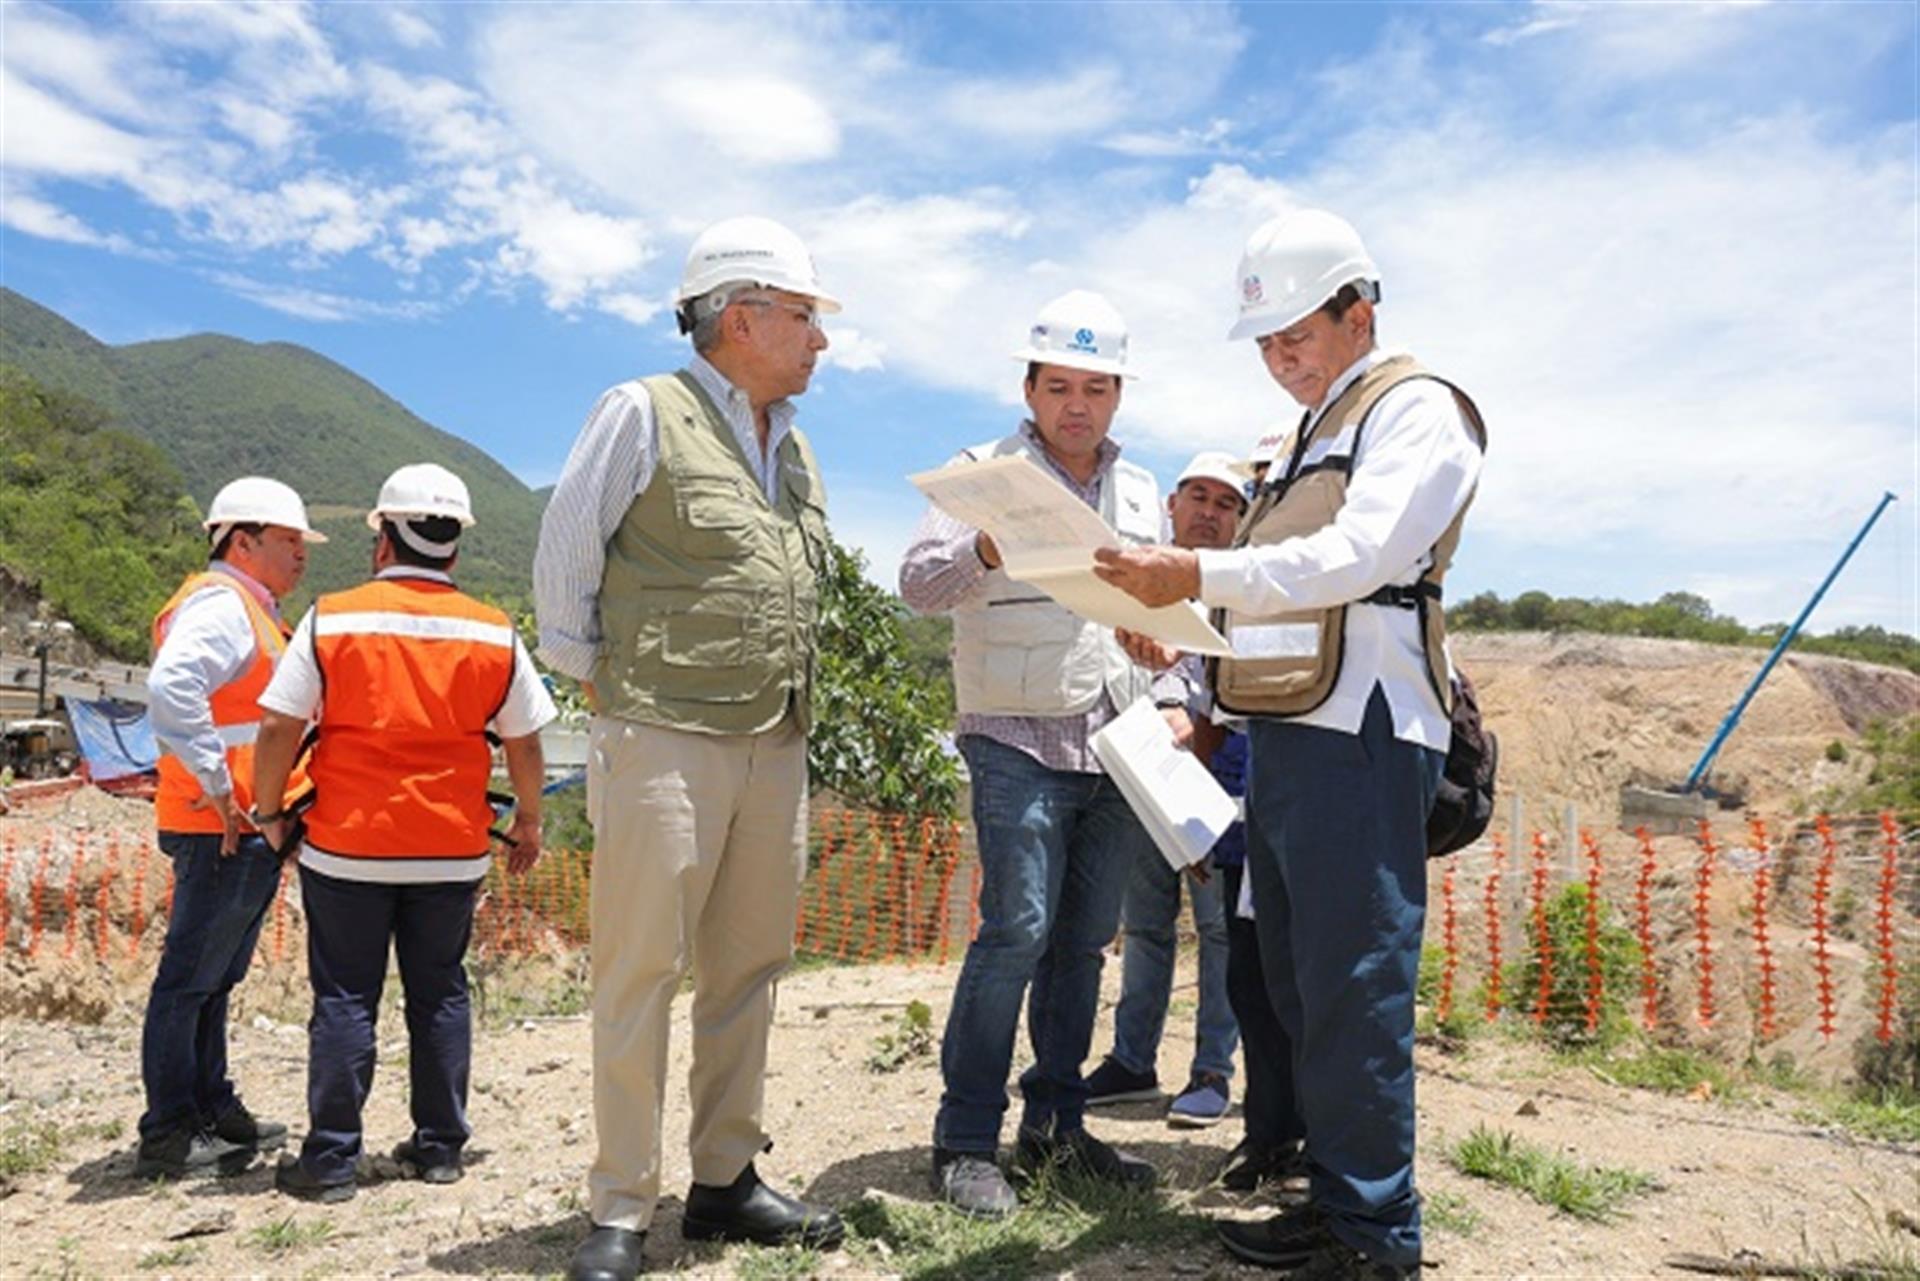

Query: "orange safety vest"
left=151, top=571, right=303, bottom=834
left=302, top=576, right=516, bottom=860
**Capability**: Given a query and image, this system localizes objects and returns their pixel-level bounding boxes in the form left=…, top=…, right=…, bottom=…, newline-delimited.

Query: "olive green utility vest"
left=1211, top=355, right=1486, bottom=718
left=593, top=371, right=829, bottom=735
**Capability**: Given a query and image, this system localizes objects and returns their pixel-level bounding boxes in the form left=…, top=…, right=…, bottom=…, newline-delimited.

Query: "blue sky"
left=3, top=0, right=1916, bottom=634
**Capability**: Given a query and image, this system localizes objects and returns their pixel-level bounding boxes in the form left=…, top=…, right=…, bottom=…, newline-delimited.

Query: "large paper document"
left=909, top=454, right=1230, bottom=656
left=1091, top=697, right=1241, bottom=872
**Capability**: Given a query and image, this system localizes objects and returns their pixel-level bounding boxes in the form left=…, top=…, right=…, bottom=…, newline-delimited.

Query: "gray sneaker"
left=932, top=1148, right=1017, bottom=1219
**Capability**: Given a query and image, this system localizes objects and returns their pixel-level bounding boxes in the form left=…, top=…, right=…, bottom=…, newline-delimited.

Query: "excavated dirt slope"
left=1455, top=632, right=1918, bottom=825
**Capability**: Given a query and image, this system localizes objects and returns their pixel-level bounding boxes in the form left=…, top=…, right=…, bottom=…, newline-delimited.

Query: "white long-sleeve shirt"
left=1196, top=348, right=1483, bottom=750
left=147, top=561, right=283, bottom=797
left=533, top=353, right=799, bottom=682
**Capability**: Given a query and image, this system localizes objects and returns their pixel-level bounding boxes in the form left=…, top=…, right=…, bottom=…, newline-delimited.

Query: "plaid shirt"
left=899, top=422, right=1130, bottom=775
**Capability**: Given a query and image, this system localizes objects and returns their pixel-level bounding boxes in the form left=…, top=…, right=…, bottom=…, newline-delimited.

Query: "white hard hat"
left=204, top=476, right=327, bottom=544
left=1012, top=289, right=1139, bottom=380
left=1242, top=424, right=1294, bottom=475
left=1228, top=209, right=1380, bottom=342
left=675, top=215, right=841, bottom=322
left=367, top=463, right=475, bottom=530
left=1174, top=451, right=1249, bottom=502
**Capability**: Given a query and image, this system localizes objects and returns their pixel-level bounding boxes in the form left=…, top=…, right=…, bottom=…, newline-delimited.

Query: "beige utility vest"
left=1211, top=355, right=1486, bottom=718
left=593, top=371, right=829, bottom=736
left=950, top=432, right=1159, bottom=718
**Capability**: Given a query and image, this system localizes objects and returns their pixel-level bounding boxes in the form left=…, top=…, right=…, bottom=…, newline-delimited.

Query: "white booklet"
left=1091, top=696, right=1240, bottom=872
left=908, top=454, right=1230, bottom=656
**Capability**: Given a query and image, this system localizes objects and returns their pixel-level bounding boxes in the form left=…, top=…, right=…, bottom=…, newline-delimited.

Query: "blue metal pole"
left=1683, top=491, right=1899, bottom=792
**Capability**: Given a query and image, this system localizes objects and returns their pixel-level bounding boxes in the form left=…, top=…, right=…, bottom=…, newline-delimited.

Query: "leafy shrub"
left=1504, top=883, right=1643, bottom=1050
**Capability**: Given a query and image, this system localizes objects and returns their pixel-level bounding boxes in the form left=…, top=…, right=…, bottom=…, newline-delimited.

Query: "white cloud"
left=0, top=65, right=155, bottom=181
left=597, top=292, right=665, bottom=327
left=819, top=326, right=886, bottom=372
left=0, top=189, right=135, bottom=252
left=208, top=271, right=434, bottom=322
left=383, top=7, right=442, bottom=50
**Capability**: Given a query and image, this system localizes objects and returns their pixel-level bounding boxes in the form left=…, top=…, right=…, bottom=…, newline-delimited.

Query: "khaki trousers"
left=585, top=714, right=808, bottom=1232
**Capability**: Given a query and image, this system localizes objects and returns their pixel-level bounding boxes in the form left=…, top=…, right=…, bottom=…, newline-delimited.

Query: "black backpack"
left=1427, top=668, right=1498, bottom=857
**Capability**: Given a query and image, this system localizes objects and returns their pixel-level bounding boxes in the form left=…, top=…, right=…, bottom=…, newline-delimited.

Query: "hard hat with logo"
left=203, top=476, right=328, bottom=544
left=674, top=216, right=841, bottom=330
left=1174, top=450, right=1249, bottom=502
left=1228, top=209, right=1380, bottom=343
left=1012, top=289, right=1139, bottom=380
left=367, top=463, right=475, bottom=530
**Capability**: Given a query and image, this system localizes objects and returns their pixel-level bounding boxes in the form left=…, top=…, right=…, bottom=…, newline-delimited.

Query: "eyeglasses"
left=737, top=295, right=823, bottom=331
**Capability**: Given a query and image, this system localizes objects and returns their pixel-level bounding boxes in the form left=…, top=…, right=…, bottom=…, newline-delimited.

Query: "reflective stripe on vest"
left=1211, top=355, right=1487, bottom=718
left=303, top=578, right=515, bottom=860
left=949, top=431, right=1159, bottom=717
left=151, top=571, right=299, bottom=835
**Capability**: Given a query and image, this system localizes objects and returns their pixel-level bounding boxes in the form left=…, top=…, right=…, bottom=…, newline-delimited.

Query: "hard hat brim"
left=366, top=509, right=477, bottom=531
left=1010, top=348, right=1140, bottom=381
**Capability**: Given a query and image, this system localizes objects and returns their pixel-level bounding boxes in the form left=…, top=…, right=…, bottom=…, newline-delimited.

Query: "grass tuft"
left=1446, top=1125, right=1655, bottom=1221
left=1423, top=1188, right=1482, bottom=1237
left=0, top=1120, right=64, bottom=1182
left=136, top=1242, right=205, bottom=1271
left=247, top=1215, right=336, bottom=1256
left=841, top=1166, right=1214, bottom=1281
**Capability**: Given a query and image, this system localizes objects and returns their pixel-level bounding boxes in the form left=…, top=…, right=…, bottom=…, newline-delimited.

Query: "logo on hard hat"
left=1067, top=326, right=1098, bottom=354
left=1242, top=275, right=1263, bottom=304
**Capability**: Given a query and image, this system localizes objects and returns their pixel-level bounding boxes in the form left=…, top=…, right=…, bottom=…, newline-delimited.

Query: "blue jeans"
left=139, top=832, right=281, bottom=1141
left=296, top=867, right=477, bottom=1183
left=1246, top=688, right=1443, bottom=1267
left=1109, top=841, right=1237, bottom=1082
left=934, top=734, right=1150, bottom=1153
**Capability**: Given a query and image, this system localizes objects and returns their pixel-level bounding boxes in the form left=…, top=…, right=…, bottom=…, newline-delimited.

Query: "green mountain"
left=0, top=288, right=544, bottom=616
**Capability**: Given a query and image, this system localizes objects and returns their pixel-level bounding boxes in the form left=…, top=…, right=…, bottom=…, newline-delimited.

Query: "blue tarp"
left=66, top=698, right=158, bottom=780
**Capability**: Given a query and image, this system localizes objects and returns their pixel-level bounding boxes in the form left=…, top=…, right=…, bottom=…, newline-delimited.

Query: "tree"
left=810, top=535, right=963, bottom=818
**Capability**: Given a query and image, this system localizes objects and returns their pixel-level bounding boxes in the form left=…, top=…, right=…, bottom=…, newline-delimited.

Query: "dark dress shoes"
left=566, top=1225, right=644, bottom=1281
left=681, top=1162, right=844, bottom=1248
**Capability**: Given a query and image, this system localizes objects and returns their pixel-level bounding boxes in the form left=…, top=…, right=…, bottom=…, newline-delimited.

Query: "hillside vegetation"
left=1450, top=588, right=1917, bottom=674
left=0, top=288, right=542, bottom=615
left=0, top=369, right=202, bottom=659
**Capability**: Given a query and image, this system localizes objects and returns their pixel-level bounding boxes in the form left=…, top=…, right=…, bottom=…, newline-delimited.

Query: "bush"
left=1504, top=883, right=1643, bottom=1050
left=811, top=537, right=962, bottom=819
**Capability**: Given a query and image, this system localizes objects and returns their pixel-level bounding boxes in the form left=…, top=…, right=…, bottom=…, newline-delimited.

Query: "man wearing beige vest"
left=901, top=291, right=1163, bottom=1219
left=1094, top=210, right=1485, bottom=1280
left=534, top=216, right=844, bottom=1281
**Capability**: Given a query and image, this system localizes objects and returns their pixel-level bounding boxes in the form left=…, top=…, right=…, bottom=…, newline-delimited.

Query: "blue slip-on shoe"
left=1167, top=1072, right=1230, bottom=1128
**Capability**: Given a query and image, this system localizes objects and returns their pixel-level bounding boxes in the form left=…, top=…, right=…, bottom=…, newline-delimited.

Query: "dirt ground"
left=2, top=949, right=1914, bottom=1281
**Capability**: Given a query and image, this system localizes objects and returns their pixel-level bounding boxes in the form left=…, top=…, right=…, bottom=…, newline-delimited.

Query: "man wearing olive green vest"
left=534, top=217, right=845, bottom=1281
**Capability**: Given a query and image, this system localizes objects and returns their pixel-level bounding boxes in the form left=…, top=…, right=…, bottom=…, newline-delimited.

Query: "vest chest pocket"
left=676, top=474, right=753, bottom=556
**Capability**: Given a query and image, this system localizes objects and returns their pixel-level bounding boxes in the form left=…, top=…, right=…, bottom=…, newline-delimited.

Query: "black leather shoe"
left=681, top=1163, right=844, bottom=1248
left=1287, top=1234, right=1419, bottom=1280
left=566, top=1225, right=644, bottom=1281
left=213, top=1100, right=287, bottom=1152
